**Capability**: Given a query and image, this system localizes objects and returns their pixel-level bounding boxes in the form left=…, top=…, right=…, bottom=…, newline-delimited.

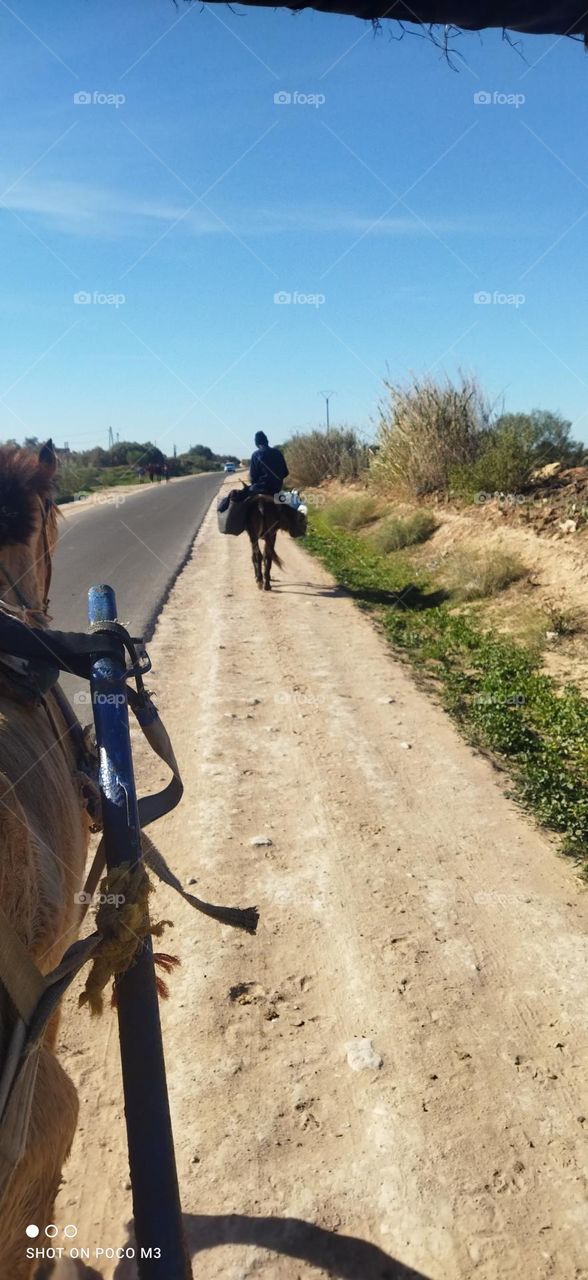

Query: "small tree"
left=188, top=443, right=214, bottom=460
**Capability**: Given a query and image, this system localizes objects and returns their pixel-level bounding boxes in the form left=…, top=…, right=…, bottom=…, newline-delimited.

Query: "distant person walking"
left=163, top=462, right=170, bottom=482
left=148, top=463, right=155, bottom=483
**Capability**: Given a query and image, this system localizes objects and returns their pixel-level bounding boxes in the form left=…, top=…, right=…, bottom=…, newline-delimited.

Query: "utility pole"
left=108, top=426, right=114, bottom=450
left=173, top=443, right=177, bottom=458
left=319, top=390, right=335, bottom=435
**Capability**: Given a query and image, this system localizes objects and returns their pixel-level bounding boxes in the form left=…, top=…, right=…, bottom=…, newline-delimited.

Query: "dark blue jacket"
left=249, top=445, right=289, bottom=495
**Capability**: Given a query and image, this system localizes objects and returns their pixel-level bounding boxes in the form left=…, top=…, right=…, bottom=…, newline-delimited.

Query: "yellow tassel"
left=79, top=863, right=173, bottom=1016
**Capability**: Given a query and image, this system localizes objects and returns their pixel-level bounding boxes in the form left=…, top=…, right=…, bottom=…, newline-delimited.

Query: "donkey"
left=0, top=442, right=91, bottom=1279
left=245, top=496, right=307, bottom=591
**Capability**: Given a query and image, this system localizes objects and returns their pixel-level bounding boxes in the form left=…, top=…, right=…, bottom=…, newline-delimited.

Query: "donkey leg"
left=263, top=533, right=275, bottom=591
left=251, top=540, right=263, bottom=589
left=0, top=1047, right=79, bottom=1280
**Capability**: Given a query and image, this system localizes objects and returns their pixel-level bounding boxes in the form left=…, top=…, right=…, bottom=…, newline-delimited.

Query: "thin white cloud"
left=0, top=178, right=219, bottom=235
left=254, top=208, right=505, bottom=236
left=0, top=175, right=518, bottom=240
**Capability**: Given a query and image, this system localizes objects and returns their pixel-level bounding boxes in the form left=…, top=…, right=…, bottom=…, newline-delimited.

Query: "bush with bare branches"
left=371, top=373, right=491, bottom=497
left=284, top=428, right=370, bottom=488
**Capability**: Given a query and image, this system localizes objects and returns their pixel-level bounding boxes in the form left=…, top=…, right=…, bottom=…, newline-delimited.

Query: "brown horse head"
left=0, top=439, right=59, bottom=618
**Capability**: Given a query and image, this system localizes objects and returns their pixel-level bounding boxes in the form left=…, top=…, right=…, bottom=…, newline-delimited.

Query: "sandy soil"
left=50, top=485, right=588, bottom=1280
left=417, top=508, right=588, bottom=692
left=427, top=507, right=588, bottom=613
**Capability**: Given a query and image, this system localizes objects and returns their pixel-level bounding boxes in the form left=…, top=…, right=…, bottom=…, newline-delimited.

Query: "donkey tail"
left=271, top=545, right=285, bottom=571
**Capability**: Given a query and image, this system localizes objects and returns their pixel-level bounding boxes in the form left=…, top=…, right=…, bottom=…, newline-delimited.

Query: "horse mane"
left=0, top=442, right=56, bottom=547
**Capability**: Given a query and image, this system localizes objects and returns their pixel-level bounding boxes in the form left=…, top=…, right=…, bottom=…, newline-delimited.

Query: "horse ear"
left=38, top=439, right=57, bottom=482
left=0, top=450, right=37, bottom=546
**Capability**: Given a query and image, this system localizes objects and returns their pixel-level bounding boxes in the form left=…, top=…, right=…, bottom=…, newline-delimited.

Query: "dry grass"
left=543, top=598, right=584, bottom=638
left=441, top=548, right=528, bottom=601
left=369, top=510, right=437, bottom=553
left=322, top=495, right=379, bottom=532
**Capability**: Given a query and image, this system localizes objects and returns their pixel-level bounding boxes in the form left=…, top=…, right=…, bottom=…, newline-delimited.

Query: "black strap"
left=0, top=614, right=124, bottom=680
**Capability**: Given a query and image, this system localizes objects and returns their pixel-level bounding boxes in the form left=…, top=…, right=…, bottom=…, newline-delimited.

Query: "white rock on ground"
left=345, top=1038, right=383, bottom=1071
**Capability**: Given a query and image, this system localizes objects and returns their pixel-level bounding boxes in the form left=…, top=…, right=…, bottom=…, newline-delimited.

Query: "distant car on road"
left=223, top=462, right=236, bottom=473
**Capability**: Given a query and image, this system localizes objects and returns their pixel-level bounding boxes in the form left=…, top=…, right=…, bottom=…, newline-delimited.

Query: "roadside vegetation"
left=371, top=374, right=491, bottom=496
left=305, top=507, right=588, bottom=872
left=286, top=376, right=584, bottom=507
left=289, top=379, right=588, bottom=870
left=369, top=511, right=437, bottom=553
left=371, top=375, right=584, bottom=501
left=284, top=427, right=370, bottom=488
left=439, top=547, right=527, bottom=601
left=322, top=495, right=378, bottom=531
left=9, top=436, right=241, bottom=503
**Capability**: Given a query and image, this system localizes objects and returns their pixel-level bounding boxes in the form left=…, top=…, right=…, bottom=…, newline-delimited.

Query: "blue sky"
left=1, top=1, right=587, bottom=460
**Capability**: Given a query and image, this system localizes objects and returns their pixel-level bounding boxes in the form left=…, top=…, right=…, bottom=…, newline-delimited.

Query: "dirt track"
left=52, top=485, right=588, bottom=1280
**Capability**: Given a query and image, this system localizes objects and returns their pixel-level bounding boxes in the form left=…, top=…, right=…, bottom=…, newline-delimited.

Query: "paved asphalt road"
left=50, top=472, right=223, bottom=714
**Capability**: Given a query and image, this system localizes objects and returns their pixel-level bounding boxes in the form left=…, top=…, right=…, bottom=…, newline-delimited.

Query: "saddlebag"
left=217, top=495, right=248, bottom=537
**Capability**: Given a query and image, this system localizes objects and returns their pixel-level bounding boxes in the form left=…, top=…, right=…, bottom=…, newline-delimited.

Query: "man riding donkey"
left=230, top=431, right=289, bottom=502
left=218, top=432, right=306, bottom=590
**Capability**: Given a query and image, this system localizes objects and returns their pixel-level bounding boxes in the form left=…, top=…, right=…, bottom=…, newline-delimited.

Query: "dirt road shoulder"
left=54, top=486, right=588, bottom=1280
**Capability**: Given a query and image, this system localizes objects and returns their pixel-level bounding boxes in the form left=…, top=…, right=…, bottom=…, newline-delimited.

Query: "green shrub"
left=450, top=419, right=537, bottom=498
left=371, top=373, right=491, bottom=498
left=450, top=410, right=585, bottom=500
left=442, top=548, right=527, bottom=600
left=323, top=496, right=378, bottom=531
left=369, top=510, right=437, bottom=553
left=501, top=409, right=584, bottom=469
left=284, top=428, right=370, bottom=488
left=55, top=463, right=102, bottom=503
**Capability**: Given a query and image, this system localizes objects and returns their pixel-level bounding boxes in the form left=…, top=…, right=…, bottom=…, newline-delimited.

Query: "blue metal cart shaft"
left=88, top=585, right=191, bottom=1280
